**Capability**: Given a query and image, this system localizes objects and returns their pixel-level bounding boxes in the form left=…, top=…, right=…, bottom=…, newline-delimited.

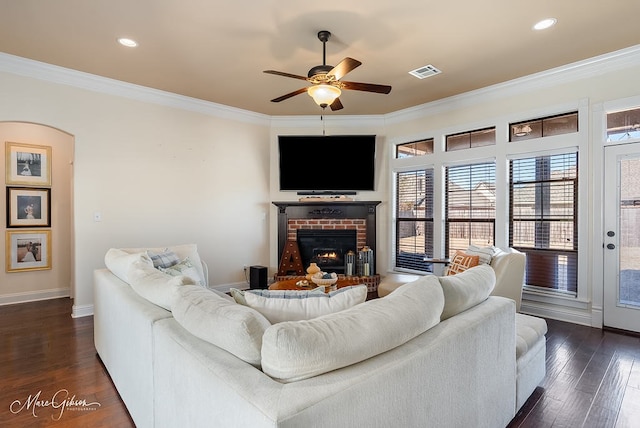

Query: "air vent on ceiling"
left=409, top=64, right=442, bottom=79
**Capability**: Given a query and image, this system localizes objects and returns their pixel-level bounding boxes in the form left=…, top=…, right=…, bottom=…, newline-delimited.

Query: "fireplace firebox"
left=297, top=229, right=357, bottom=274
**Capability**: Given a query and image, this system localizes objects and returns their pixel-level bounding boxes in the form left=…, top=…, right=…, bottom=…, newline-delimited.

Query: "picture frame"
left=6, top=230, right=52, bottom=272
left=6, top=187, right=51, bottom=228
left=5, top=142, right=52, bottom=186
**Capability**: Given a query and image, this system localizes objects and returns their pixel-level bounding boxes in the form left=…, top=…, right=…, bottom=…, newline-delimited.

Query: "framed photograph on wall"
left=6, top=230, right=52, bottom=272
left=5, top=142, right=52, bottom=186
left=6, top=187, right=51, bottom=227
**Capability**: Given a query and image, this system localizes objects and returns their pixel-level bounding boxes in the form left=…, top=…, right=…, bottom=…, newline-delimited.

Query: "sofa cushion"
left=104, top=248, right=153, bottom=283
left=229, top=287, right=325, bottom=306
left=104, top=244, right=206, bottom=286
left=172, top=285, right=271, bottom=367
left=231, top=285, right=367, bottom=324
left=159, top=257, right=205, bottom=287
left=439, top=264, right=496, bottom=320
left=515, top=313, right=548, bottom=359
left=127, top=260, right=195, bottom=310
left=465, top=245, right=499, bottom=265
left=446, top=251, right=480, bottom=275
left=147, top=249, right=180, bottom=268
left=261, top=275, right=444, bottom=382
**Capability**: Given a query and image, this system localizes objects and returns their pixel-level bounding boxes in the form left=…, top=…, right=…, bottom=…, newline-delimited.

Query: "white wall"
left=0, top=61, right=272, bottom=317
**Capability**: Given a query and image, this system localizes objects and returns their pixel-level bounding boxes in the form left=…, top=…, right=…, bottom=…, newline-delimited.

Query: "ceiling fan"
left=263, top=30, right=392, bottom=111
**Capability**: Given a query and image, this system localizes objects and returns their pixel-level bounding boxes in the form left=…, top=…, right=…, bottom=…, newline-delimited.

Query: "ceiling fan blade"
left=270, top=87, right=309, bottom=103
left=341, top=81, right=392, bottom=94
left=263, top=70, right=309, bottom=81
left=327, top=57, right=362, bottom=81
left=330, top=98, right=344, bottom=111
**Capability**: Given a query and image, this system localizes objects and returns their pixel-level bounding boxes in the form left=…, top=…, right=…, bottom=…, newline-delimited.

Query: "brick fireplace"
left=273, top=201, right=381, bottom=284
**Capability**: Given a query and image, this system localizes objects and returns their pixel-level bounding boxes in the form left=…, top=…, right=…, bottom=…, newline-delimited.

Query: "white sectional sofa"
left=94, top=244, right=546, bottom=428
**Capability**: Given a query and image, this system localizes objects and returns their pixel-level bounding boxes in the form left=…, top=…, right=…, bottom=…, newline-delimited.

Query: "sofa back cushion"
left=490, top=248, right=526, bottom=312
left=231, top=285, right=367, bottom=324
left=127, top=260, right=195, bottom=310
left=439, top=263, right=496, bottom=320
left=172, top=285, right=271, bottom=367
left=260, top=275, right=444, bottom=382
left=104, top=244, right=206, bottom=286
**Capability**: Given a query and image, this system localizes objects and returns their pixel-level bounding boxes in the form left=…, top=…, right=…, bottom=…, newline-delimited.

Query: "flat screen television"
left=278, top=135, right=376, bottom=193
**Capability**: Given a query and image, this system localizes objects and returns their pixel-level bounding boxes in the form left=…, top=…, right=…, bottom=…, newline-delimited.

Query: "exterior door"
left=603, top=143, right=640, bottom=332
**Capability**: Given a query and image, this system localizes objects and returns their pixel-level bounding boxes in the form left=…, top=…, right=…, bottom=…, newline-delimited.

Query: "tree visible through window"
left=510, top=153, right=578, bottom=294
left=396, top=169, right=434, bottom=272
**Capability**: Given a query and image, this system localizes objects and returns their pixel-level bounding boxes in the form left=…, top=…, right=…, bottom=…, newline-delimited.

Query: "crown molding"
left=384, top=44, right=640, bottom=125
left=0, top=52, right=271, bottom=126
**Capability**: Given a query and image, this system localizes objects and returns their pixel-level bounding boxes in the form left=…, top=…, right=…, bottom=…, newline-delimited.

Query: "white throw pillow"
left=172, top=285, right=271, bottom=367
left=465, top=244, right=499, bottom=265
left=230, top=287, right=325, bottom=306
left=104, top=248, right=152, bottom=283
left=127, top=260, right=195, bottom=310
left=232, top=285, right=367, bottom=324
left=261, top=276, right=444, bottom=382
left=439, top=263, right=496, bottom=320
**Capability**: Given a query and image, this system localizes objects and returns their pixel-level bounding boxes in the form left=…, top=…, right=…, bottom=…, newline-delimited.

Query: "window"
left=396, top=169, right=434, bottom=272
left=396, top=139, right=433, bottom=158
left=446, top=127, right=495, bottom=151
left=510, top=112, right=578, bottom=142
left=606, top=107, right=640, bottom=142
left=510, top=153, right=578, bottom=294
left=445, top=162, right=496, bottom=257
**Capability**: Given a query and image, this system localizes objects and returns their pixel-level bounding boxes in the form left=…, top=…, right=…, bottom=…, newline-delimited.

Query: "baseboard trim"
left=209, top=281, right=249, bottom=293
left=0, top=288, right=70, bottom=306
left=521, top=301, right=594, bottom=327
left=72, top=303, right=94, bottom=318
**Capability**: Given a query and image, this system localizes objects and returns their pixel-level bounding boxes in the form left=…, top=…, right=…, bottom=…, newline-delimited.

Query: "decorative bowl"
left=310, top=272, right=338, bottom=286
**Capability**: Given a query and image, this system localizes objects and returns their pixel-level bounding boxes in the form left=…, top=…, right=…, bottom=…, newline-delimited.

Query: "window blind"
left=445, top=162, right=496, bottom=257
left=510, top=153, right=578, bottom=293
left=396, top=169, right=434, bottom=272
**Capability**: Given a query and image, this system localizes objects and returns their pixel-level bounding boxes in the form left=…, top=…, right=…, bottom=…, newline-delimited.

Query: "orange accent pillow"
left=446, top=251, right=480, bottom=276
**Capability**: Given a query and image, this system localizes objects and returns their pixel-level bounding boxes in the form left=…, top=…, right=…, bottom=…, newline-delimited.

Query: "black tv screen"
left=278, top=135, right=376, bottom=192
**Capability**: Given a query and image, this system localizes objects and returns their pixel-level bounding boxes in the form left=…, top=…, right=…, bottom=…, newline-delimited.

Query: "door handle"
left=607, top=243, right=615, bottom=250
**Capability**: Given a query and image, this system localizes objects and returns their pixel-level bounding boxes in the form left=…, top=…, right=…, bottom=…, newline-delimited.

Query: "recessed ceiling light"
left=533, top=18, right=557, bottom=31
left=117, top=38, right=138, bottom=48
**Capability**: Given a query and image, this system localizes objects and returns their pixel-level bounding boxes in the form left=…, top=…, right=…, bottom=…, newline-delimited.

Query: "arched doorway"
left=0, top=122, right=74, bottom=307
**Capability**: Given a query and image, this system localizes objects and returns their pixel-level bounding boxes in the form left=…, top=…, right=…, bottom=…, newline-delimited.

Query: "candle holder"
left=358, top=246, right=374, bottom=277
left=344, top=250, right=356, bottom=276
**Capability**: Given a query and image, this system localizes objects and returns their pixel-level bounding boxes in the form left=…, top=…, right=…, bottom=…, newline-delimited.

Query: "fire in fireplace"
left=313, top=248, right=339, bottom=266
left=297, top=229, right=357, bottom=274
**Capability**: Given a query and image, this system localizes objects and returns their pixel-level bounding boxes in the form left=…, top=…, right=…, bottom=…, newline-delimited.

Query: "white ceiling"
left=1, top=0, right=638, bottom=116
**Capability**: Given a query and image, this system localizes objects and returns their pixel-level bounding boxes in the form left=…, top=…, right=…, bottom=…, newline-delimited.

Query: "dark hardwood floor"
left=1, top=298, right=639, bottom=427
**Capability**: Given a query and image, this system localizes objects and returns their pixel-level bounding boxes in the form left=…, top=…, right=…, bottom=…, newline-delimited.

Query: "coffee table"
left=269, top=277, right=364, bottom=292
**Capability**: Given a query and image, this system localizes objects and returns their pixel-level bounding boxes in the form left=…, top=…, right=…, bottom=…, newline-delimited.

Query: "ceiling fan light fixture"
left=308, top=84, right=341, bottom=108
